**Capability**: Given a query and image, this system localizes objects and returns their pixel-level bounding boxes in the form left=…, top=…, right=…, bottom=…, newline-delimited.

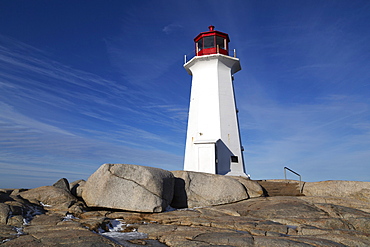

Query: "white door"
left=197, top=144, right=216, bottom=173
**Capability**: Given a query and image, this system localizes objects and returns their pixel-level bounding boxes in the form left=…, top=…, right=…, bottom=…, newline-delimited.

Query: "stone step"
left=255, top=180, right=304, bottom=197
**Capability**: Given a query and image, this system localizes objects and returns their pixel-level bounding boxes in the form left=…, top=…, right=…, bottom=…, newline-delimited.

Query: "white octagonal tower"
left=183, top=26, right=247, bottom=177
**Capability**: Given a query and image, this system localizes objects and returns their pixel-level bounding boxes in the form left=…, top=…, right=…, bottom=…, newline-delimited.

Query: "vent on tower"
left=231, top=156, right=239, bottom=163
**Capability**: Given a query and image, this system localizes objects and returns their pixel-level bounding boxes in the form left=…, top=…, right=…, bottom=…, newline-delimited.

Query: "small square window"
left=231, top=156, right=239, bottom=163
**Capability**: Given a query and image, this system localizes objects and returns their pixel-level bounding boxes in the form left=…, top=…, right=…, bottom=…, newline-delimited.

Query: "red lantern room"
left=194, top=25, right=230, bottom=56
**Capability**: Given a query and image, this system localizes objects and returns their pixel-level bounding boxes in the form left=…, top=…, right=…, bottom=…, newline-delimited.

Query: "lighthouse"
left=183, top=26, right=247, bottom=177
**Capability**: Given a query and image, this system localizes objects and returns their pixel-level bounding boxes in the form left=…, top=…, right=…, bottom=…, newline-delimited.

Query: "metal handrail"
left=284, top=167, right=303, bottom=193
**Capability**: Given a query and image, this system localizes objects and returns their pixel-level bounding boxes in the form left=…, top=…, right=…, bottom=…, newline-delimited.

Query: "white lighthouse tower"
left=183, top=26, right=247, bottom=177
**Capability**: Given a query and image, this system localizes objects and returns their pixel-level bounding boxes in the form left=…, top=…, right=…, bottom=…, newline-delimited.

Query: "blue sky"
left=1, top=1, right=369, bottom=188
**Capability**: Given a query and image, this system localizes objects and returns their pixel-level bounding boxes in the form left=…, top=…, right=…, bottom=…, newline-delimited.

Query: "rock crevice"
left=107, top=164, right=163, bottom=200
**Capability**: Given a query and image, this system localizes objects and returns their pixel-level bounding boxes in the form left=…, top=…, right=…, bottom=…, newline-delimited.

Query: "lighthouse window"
left=203, top=36, right=214, bottom=49
left=197, top=39, right=203, bottom=51
left=216, top=36, right=225, bottom=49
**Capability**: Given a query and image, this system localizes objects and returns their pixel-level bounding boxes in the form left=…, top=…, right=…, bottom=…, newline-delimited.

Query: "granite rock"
left=229, top=176, right=264, bottom=198
left=70, top=179, right=86, bottom=198
left=303, top=180, right=370, bottom=202
left=19, top=186, right=78, bottom=212
left=82, top=164, right=175, bottom=212
left=171, top=170, right=249, bottom=208
left=2, top=168, right=370, bottom=247
left=52, top=178, right=70, bottom=192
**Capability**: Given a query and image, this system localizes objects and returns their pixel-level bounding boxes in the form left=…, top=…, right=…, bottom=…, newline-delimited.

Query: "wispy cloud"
left=0, top=102, right=74, bottom=136
left=0, top=36, right=127, bottom=98
left=162, top=23, right=183, bottom=34
left=238, top=91, right=370, bottom=181
left=0, top=34, right=186, bottom=188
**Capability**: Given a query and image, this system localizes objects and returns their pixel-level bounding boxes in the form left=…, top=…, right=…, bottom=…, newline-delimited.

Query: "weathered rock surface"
left=303, top=180, right=370, bottom=202
left=0, top=190, right=45, bottom=228
left=82, top=164, right=175, bottom=212
left=230, top=176, right=264, bottom=198
left=1, top=172, right=370, bottom=246
left=1, top=213, right=121, bottom=246
left=140, top=195, right=370, bottom=246
left=52, top=178, right=70, bottom=192
left=70, top=179, right=85, bottom=198
left=171, top=170, right=250, bottom=208
left=0, top=204, right=10, bottom=225
left=18, top=185, right=78, bottom=212
left=257, top=179, right=303, bottom=196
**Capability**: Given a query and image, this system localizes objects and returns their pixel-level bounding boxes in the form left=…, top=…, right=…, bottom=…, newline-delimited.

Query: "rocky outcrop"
left=171, top=170, right=251, bottom=208
left=0, top=203, right=10, bottom=225
left=1, top=167, right=370, bottom=246
left=303, top=180, right=370, bottom=202
left=52, top=178, right=70, bottom=192
left=70, top=179, right=85, bottom=198
left=230, top=176, right=264, bottom=198
left=137, top=194, right=370, bottom=246
left=257, top=179, right=303, bottom=196
left=1, top=213, right=121, bottom=246
left=82, top=164, right=175, bottom=213
left=2, top=188, right=370, bottom=246
left=18, top=186, right=78, bottom=212
left=0, top=189, right=45, bottom=229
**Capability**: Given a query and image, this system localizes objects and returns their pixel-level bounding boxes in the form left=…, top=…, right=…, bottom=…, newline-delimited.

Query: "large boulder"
left=82, top=164, right=175, bottom=213
left=303, top=180, right=370, bottom=202
left=170, top=170, right=249, bottom=208
left=19, top=186, right=78, bottom=212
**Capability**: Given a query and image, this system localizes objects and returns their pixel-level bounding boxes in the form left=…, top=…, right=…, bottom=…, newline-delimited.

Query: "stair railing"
left=284, top=167, right=303, bottom=193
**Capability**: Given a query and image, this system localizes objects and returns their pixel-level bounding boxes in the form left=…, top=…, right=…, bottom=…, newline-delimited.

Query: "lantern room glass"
left=216, top=36, right=225, bottom=49
left=203, top=36, right=214, bottom=49
left=197, top=36, right=226, bottom=52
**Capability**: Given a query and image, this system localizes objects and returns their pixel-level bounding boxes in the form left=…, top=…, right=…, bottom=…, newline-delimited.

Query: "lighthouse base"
left=225, top=171, right=249, bottom=178
left=184, top=139, right=248, bottom=177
